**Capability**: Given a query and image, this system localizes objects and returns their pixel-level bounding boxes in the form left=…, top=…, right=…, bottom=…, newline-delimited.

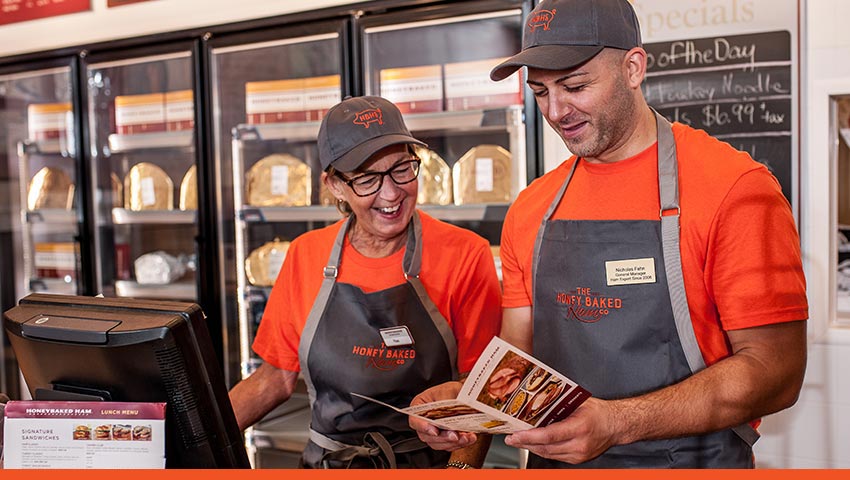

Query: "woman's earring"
left=335, top=198, right=351, bottom=216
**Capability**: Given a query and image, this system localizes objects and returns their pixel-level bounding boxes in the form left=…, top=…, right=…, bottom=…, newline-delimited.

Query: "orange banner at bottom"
left=0, top=469, right=844, bottom=479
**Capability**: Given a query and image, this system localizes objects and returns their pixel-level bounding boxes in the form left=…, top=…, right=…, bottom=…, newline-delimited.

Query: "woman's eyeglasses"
left=336, top=158, right=421, bottom=197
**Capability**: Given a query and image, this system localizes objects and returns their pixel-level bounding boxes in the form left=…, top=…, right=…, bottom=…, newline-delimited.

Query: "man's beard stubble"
left=561, top=72, right=637, bottom=160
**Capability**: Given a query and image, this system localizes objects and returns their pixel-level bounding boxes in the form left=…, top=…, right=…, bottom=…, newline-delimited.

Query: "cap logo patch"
left=353, top=108, right=383, bottom=128
left=528, top=8, right=556, bottom=31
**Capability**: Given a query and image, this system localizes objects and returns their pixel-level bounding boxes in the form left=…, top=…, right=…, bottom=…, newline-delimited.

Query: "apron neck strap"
left=325, top=211, right=422, bottom=278
left=541, top=108, right=677, bottom=221
left=402, top=211, right=423, bottom=278
left=655, top=109, right=680, bottom=216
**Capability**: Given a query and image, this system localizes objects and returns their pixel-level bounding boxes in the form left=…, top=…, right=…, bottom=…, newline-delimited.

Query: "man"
left=409, top=0, right=808, bottom=468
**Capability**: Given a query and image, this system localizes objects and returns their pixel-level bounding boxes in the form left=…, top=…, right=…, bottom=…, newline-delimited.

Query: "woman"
left=229, top=96, right=502, bottom=468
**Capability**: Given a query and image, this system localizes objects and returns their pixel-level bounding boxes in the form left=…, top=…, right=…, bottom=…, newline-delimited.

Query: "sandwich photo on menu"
left=354, top=336, right=591, bottom=434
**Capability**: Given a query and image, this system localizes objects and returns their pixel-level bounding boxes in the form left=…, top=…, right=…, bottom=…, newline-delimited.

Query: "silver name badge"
left=379, top=326, right=414, bottom=348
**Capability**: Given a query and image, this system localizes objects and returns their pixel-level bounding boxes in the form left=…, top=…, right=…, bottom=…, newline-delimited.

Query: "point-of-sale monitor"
left=2, top=293, right=250, bottom=468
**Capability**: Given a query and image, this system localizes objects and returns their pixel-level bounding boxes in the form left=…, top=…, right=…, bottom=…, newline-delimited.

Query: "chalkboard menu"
left=643, top=31, right=793, bottom=204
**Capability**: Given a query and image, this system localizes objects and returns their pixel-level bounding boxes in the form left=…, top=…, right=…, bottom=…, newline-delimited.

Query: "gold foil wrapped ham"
left=124, top=162, right=174, bottom=211
left=452, top=145, right=512, bottom=205
left=246, top=154, right=311, bottom=207
left=111, top=172, right=123, bottom=208
left=27, top=167, right=74, bottom=210
left=179, top=164, right=197, bottom=211
left=245, top=238, right=291, bottom=286
left=415, top=146, right=452, bottom=205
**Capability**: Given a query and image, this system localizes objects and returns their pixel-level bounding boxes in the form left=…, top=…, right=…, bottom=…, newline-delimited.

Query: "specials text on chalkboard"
left=643, top=31, right=793, bottom=204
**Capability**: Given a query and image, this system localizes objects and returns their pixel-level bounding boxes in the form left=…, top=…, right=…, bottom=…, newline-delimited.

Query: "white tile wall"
left=755, top=342, right=850, bottom=467
left=748, top=0, right=850, bottom=469
left=827, top=344, right=850, bottom=406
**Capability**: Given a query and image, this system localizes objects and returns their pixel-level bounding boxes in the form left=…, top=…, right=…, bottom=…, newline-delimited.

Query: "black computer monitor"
left=2, top=293, right=250, bottom=469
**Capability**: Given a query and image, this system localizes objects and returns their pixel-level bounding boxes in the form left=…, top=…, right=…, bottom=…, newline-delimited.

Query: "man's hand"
left=408, top=381, right=478, bottom=451
left=504, top=397, right=619, bottom=464
left=506, top=320, right=808, bottom=465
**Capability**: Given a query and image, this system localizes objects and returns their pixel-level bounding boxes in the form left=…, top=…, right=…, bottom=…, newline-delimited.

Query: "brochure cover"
left=355, top=336, right=591, bottom=434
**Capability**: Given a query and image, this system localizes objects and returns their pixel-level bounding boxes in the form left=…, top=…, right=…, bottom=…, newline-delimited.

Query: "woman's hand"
left=408, top=381, right=478, bottom=451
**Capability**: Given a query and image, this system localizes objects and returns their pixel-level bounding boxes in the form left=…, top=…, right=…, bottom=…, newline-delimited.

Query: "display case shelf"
left=108, top=130, right=194, bottom=152
left=114, top=279, right=197, bottom=299
left=18, top=139, right=74, bottom=157
left=244, top=284, right=273, bottom=297
left=405, top=106, right=522, bottom=133
left=26, top=208, right=77, bottom=225
left=112, top=208, right=197, bottom=225
left=237, top=203, right=508, bottom=223
left=29, top=277, right=78, bottom=295
left=238, top=206, right=340, bottom=223
left=422, top=203, right=509, bottom=222
left=233, top=121, right=321, bottom=143
left=232, top=106, right=522, bottom=143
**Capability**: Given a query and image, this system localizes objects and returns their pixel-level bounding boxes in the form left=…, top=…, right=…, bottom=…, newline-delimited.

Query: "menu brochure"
left=354, top=336, right=591, bottom=434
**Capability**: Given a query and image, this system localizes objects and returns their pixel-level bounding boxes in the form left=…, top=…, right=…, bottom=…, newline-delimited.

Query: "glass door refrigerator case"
left=358, top=0, right=532, bottom=283
left=209, top=19, right=349, bottom=467
left=86, top=48, right=200, bottom=303
left=0, top=60, right=85, bottom=398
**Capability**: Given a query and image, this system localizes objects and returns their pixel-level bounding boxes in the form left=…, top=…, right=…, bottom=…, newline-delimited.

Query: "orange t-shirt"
left=253, top=211, right=502, bottom=374
left=501, top=123, right=808, bottom=366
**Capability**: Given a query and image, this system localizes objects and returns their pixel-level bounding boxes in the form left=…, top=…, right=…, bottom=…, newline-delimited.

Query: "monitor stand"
left=35, top=383, right=113, bottom=401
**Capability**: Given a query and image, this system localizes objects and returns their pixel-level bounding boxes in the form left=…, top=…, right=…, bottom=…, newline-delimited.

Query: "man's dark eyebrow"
left=526, top=71, right=589, bottom=86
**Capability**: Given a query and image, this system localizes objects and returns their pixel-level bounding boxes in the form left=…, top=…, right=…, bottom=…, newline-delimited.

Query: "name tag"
left=379, top=326, right=414, bottom=348
left=605, top=258, right=657, bottom=286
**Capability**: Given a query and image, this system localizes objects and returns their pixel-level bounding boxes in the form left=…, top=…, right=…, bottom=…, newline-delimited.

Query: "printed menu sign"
left=0, top=0, right=90, bottom=26
left=3, top=401, right=166, bottom=469
left=355, top=336, right=590, bottom=434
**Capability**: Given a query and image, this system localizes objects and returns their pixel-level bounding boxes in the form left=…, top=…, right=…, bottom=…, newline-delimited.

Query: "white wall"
left=758, top=0, right=850, bottom=468
left=2, top=0, right=850, bottom=468
left=0, top=0, right=368, bottom=58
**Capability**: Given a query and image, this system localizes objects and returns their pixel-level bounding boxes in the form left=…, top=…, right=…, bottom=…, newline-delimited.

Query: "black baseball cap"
left=318, top=95, right=427, bottom=172
left=490, top=0, right=642, bottom=81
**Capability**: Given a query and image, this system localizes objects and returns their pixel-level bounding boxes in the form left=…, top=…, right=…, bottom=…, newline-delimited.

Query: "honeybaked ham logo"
left=353, top=108, right=383, bottom=128
left=556, top=286, right=623, bottom=323
left=352, top=342, right=415, bottom=371
left=528, top=8, right=556, bottom=31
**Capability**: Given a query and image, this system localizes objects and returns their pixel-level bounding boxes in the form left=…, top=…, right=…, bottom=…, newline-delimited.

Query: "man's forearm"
left=608, top=321, right=807, bottom=446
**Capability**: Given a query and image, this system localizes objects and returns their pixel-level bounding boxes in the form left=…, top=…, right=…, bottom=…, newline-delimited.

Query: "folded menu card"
left=355, top=336, right=591, bottom=434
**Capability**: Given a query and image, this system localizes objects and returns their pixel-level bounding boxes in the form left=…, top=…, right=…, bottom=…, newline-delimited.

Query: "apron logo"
left=352, top=343, right=415, bottom=371
left=556, top=287, right=623, bottom=323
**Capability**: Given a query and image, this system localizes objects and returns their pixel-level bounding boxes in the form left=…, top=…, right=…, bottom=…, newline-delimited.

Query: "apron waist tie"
left=309, top=428, right=428, bottom=468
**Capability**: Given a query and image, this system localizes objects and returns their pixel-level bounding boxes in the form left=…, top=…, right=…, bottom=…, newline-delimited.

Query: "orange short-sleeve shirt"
left=253, top=211, right=502, bottom=374
left=500, top=123, right=808, bottom=366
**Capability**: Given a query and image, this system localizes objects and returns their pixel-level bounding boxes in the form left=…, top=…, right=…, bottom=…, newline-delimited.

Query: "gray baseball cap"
left=318, top=96, right=426, bottom=172
left=490, top=0, right=642, bottom=81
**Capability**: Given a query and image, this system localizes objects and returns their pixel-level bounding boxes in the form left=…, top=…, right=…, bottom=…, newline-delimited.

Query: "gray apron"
left=528, top=111, right=758, bottom=468
left=297, top=211, right=457, bottom=468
